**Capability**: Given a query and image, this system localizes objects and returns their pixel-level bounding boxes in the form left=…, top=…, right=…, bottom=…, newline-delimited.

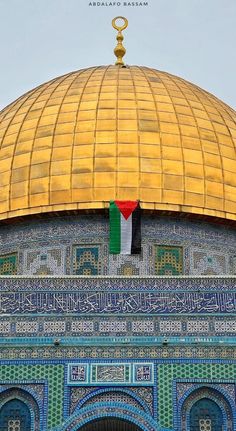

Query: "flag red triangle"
left=114, top=200, right=138, bottom=220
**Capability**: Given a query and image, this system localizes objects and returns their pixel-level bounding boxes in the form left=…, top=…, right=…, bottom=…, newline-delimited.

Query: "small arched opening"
left=0, top=398, right=31, bottom=431
left=0, top=387, right=41, bottom=431
left=179, top=386, right=234, bottom=431
left=190, top=398, right=223, bottom=431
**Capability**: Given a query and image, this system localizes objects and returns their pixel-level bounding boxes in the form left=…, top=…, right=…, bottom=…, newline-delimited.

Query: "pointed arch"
left=178, top=385, right=234, bottom=431
left=0, top=388, right=41, bottom=431
left=75, top=387, right=151, bottom=415
left=60, top=402, right=158, bottom=431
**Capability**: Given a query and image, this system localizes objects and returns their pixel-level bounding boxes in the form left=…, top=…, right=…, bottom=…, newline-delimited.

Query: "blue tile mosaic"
left=72, top=246, right=101, bottom=275
left=0, top=215, right=235, bottom=276
left=0, top=214, right=235, bottom=431
left=0, top=289, right=235, bottom=315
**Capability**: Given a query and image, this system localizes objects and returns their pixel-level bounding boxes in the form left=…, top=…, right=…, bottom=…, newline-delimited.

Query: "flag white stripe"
left=120, top=213, right=132, bottom=254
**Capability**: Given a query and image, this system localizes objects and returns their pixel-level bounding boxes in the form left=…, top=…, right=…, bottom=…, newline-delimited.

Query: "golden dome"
left=0, top=65, right=236, bottom=222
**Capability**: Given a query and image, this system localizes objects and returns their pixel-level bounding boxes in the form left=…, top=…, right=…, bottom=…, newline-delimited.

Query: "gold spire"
left=112, top=16, right=128, bottom=66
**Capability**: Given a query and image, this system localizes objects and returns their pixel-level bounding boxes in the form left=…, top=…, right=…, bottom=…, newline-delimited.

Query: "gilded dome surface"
left=0, top=65, right=236, bottom=221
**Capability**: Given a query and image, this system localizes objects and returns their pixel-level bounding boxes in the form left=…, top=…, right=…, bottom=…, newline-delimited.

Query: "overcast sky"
left=0, top=0, right=235, bottom=110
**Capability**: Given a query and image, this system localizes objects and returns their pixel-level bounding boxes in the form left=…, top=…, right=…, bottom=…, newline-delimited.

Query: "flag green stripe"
left=109, top=201, right=121, bottom=253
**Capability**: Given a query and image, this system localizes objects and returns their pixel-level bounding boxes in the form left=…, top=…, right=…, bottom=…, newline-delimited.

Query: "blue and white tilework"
left=0, top=214, right=235, bottom=275
left=1, top=315, right=236, bottom=338
left=67, top=363, right=154, bottom=386
left=68, top=365, right=88, bottom=384
left=23, top=246, right=66, bottom=275
left=0, top=214, right=236, bottom=430
left=133, top=364, right=154, bottom=384
left=1, top=289, right=236, bottom=315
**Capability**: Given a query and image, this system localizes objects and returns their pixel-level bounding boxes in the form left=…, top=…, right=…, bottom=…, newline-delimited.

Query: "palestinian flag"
left=109, top=200, right=141, bottom=254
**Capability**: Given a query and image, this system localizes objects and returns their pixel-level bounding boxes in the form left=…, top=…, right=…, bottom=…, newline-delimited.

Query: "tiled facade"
left=0, top=214, right=236, bottom=431
left=0, top=360, right=235, bottom=431
left=0, top=215, right=235, bottom=276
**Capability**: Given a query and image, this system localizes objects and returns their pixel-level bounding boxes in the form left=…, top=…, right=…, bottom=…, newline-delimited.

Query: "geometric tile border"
left=1, top=346, right=236, bottom=360
left=0, top=275, right=236, bottom=293
left=1, top=316, right=236, bottom=338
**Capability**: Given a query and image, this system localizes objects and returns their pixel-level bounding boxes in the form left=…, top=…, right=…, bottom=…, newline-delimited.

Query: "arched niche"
left=0, top=388, right=40, bottom=431
left=190, top=398, right=223, bottom=431
left=179, top=386, right=234, bottom=431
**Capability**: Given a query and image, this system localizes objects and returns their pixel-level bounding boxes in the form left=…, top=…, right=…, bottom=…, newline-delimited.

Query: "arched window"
left=190, top=398, right=223, bottom=431
left=180, top=386, right=234, bottom=431
left=0, top=399, right=31, bottom=431
left=0, top=388, right=41, bottom=431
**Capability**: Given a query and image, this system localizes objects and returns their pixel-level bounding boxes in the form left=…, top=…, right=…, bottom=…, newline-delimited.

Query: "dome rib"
left=48, top=69, right=90, bottom=207
left=2, top=76, right=59, bottom=215
left=29, top=72, right=80, bottom=213
left=139, top=66, right=163, bottom=206
left=0, top=65, right=236, bottom=222
left=93, top=65, right=113, bottom=202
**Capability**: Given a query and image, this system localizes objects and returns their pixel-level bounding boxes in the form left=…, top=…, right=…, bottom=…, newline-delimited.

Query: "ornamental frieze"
left=0, top=290, right=235, bottom=315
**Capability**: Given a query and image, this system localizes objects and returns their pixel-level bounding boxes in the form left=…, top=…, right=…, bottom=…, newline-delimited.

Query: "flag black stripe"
left=131, top=202, right=141, bottom=254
